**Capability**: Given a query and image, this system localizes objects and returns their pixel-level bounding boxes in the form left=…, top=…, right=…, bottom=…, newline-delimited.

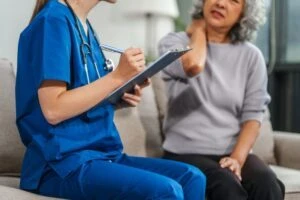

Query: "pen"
left=100, top=44, right=124, bottom=54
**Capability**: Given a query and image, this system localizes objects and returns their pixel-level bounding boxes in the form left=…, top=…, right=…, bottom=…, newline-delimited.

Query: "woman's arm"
left=231, top=120, right=261, bottom=167
left=181, top=19, right=207, bottom=77
left=220, top=46, right=270, bottom=181
left=38, top=48, right=146, bottom=125
left=219, top=120, right=260, bottom=181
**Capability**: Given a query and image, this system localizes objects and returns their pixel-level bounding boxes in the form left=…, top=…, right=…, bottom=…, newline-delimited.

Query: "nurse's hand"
left=114, top=47, right=146, bottom=83
left=121, top=79, right=151, bottom=107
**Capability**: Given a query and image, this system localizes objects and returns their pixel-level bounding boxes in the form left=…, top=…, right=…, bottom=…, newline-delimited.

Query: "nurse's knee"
left=153, top=178, right=184, bottom=200
left=179, top=164, right=206, bottom=190
left=187, top=164, right=206, bottom=184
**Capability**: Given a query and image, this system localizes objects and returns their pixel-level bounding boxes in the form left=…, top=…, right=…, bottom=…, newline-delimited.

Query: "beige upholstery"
left=1, top=59, right=300, bottom=199
left=274, top=131, right=300, bottom=169
left=270, top=165, right=300, bottom=200
left=252, top=109, right=277, bottom=164
left=137, top=84, right=164, bottom=157
left=0, top=59, right=59, bottom=199
left=0, top=59, right=25, bottom=174
left=0, top=176, right=19, bottom=189
left=115, top=107, right=147, bottom=156
left=0, top=185, right=62, bottom=200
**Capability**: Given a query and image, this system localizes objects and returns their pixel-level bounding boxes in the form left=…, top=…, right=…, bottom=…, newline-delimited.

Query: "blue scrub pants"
left=38, top=154, right=206, bottom=200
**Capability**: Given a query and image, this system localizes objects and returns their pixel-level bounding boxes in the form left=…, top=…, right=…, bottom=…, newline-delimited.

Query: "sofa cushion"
left=0, top=176, right=20, bottom=189
left=0, top=185, right=63, bottom=200
left=0, top=59, right=25, bottom=174
left=270, top=165, right=300, bottom=200
left=274, top=131, right=300, bottom=170
left=114, top=107, right=147, bottom=156
left=137, top=82, right=164, bottom=157
left=151, top=74, right=168, bottom=128
left=252, top=109, right=277, bottom=164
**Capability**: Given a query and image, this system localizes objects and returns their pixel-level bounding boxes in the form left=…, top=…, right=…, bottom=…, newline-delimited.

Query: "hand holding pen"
left=116, top=47, right=145, bottom=80
left=101, top=43, right=146, bottom=81
left=103, top=44, right=148, bottom=106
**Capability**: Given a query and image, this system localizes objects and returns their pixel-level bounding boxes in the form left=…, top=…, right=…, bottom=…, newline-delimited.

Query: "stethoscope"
left=64, top=0, right=115, bottom=84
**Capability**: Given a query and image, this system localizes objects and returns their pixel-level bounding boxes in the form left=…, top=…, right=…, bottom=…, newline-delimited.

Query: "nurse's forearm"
left=39, top=48, right=145, bottom=125
left=230, top=120, right=260, bottom=167
left=38, top=71, right=126, bottom=125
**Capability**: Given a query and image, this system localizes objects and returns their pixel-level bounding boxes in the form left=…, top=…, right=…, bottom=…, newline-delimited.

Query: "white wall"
left=0, top=0, right=176, bottom=67
left=0, top=0, right=36, bottom=66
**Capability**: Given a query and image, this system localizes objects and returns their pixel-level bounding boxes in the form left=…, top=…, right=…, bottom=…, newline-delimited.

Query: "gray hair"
left=191, top=0, right=267, bottom=43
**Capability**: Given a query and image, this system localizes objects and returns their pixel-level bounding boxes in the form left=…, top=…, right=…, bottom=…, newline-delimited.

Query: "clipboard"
left=103, top=48, right=191, bottom=105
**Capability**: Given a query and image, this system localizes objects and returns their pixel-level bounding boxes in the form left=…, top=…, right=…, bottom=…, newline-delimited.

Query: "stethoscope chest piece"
left=64, top=0, right=115, bottom=83
left=105, top=58, right=114, bottom=72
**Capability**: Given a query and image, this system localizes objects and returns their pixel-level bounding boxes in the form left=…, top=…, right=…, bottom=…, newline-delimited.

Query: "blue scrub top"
left=16, top=0, right=123, bottom=190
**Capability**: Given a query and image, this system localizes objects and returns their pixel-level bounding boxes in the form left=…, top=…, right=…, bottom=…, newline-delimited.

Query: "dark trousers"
left=164, top=152, right=285, bottom=200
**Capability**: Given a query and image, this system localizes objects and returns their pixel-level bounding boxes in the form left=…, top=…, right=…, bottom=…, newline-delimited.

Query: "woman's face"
left=203, top=0, right=245, bottom=31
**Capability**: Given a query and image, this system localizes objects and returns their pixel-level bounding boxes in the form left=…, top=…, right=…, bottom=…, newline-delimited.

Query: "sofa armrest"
left=274, top=131, right=300, bottom=170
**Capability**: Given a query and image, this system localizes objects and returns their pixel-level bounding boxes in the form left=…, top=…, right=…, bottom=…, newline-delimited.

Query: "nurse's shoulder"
left=21, top=0, right=69, bottom=36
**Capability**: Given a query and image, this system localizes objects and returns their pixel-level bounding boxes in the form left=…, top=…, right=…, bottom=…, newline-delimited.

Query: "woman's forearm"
left=182, top=21, right=207, bottom=77
left=38, top=71, right=125, bottom=125
left=230, top=120, right=261, bottom=167
left=182, top=29, right=207, bottom=77
left=38, top=48, right=146, bottom=125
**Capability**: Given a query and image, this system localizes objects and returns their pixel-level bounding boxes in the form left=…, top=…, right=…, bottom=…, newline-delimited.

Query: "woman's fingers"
left=220, top=157, right=233, bottom=168
left=126, top=47, right=143, bottom=56
left=122, top=97, right=138, bottom=106
left=134, top=54, right=146, bottom=63
left=122, top=92, right=141, bottom=102
left=235, top=170, right=242, bottom=181
left=121, top=83, right=150, bottom=107
left=135, top=59, right=146, bottom=68
left=133, top=85, right=142, bottom=97
left=122, top=87, right=142, bottom=107
left=140, top=78, right=151, bottom=89
left=121, top=96, right=138, bottom=106
left=220, top=157, right=242, bottom=181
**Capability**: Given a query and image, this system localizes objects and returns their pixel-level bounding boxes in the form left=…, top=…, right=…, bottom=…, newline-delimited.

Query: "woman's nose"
left=215, top=0, right=226, bottom=8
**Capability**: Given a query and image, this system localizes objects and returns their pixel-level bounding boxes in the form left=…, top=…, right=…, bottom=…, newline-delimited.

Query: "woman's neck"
left=60, top=0, right=98, bottom=22
left=206, top=26, right=230, bottom=43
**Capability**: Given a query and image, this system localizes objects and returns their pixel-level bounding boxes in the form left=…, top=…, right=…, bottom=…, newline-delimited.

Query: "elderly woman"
left=159, top=0, right=285, bottom=199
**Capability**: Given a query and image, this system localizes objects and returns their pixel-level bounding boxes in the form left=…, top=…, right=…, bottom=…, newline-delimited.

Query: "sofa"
left=1, top=58, right=300, bottom=200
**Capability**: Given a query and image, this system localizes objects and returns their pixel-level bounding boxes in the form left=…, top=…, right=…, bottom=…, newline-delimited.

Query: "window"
left=286, top=0, right=300, bottom=62
left=254, top=19, right=270, bottom=63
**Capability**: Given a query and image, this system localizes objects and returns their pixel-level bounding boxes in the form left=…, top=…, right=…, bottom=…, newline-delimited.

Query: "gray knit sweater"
left=159, top=32, right=271, bottom=155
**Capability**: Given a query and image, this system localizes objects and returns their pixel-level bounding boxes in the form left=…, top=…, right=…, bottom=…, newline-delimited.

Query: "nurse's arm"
left=38, top=48, right=145, bottom=125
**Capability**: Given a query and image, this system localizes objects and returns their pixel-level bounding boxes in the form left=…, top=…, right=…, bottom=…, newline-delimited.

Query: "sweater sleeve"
left=158, top=32, right=189, bottom=80
left=240, top=47, right=271, bottom=124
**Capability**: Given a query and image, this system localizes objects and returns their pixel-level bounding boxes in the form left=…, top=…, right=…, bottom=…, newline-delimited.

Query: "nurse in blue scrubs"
left=16, top=0, right=206, bottom=199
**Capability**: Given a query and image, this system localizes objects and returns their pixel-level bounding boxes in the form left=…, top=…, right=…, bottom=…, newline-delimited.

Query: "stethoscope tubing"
left=64, top=0, right=112, bottom=84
